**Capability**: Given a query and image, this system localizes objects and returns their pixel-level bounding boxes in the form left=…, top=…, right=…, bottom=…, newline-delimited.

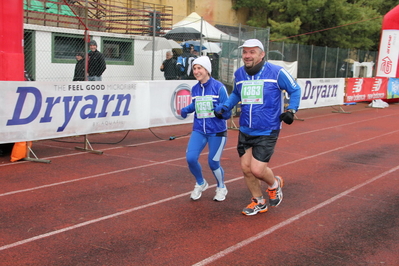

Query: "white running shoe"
left=213, top=187, right=228, bottom=201
left=190, top=180, right=209, bottom=200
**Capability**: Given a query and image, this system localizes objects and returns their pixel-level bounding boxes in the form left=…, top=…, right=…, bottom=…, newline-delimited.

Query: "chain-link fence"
left=22, top=0, right=378, bottom=83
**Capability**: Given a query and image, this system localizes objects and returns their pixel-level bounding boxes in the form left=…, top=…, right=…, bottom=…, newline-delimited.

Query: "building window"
left=103, top=38, right=134, bottom=65
left=52, top=33, right=85, bottom=63
left=52, top=34, right=134, bottom=65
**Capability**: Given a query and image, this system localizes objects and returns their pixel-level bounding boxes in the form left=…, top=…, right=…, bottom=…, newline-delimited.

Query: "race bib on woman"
left=195, top=96, right=214, bottom=118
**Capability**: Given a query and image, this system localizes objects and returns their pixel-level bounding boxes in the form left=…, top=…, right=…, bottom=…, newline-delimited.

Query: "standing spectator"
left=160, top=51, right=179, bottom=80
left=180, top=56, right=231, bottom=201
left=215, top=39, right=301, bottom=216
left=176, top=43, right=197, bottom=80
left=192, top=48, right=200, bottom=57
left=88, top=40, right=106, bottom=81
left=73, top=52, right=86, bottom=81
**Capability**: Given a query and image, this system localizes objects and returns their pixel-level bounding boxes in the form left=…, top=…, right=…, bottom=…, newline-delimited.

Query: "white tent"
left=172, top=12, right=234, bottom=42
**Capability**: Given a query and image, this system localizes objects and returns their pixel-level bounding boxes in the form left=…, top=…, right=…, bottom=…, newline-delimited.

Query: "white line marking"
left=0, top=129, right=398, bottom=251
left=2, top=129, right=398, bottom=198
left=0, top=112, right=391, bottom=167
left=0, top=158, right=185, bottom=197
left=192, top=165, right=399, bottom=266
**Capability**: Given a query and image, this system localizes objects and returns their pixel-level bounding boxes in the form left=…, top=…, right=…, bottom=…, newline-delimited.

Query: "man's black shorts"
left=237, top=131, right=279, bottom=163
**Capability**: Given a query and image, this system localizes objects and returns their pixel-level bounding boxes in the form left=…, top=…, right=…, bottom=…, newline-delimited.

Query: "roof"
left=172, top=12, right=234, bottom=42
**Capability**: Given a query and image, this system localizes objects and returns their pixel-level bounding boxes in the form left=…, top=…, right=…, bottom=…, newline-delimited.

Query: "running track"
left=0, top=102, right=398, bottom=265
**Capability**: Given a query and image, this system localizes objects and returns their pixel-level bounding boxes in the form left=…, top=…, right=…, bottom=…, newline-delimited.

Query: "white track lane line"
left=192, top=165, right=399, bottom=266
left=2, top=128, right=398, bottom=198
left=0, top=112, right=392, bottom=168
left=0, top=130, right=398, bottom=251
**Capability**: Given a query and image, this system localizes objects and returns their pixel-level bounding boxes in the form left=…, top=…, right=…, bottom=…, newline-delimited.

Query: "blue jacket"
left=182, top=77, right=230, bottom=134
left=224, top=62, right=301, bottom=134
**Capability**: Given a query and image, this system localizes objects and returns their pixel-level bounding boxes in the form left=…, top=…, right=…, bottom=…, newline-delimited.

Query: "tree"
left=232, top=0, right=397, bottom=50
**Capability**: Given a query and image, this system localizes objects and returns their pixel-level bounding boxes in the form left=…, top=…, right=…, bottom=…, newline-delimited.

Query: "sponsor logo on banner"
left=5, top=82, right=135, bottom=132
left=297, top=78, right=344, bottom=108
left=170, top=83, right=191, bottom=119
left=380, top=56, right=393, bottom=75
left=376, top=30, right=399, bottom=77
left=346, top=78, right=388, bottom=102
left=352, top=78, right=363, bottom=93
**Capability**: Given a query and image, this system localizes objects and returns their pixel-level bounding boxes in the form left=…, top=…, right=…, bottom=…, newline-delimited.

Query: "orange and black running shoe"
left=267, top=175, right=284, bottom=207
left=242, top=198, right=268, bottom=216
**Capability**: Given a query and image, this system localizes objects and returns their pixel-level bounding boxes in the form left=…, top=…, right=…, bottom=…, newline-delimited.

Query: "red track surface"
left=1, top=102, right=399, bottom=265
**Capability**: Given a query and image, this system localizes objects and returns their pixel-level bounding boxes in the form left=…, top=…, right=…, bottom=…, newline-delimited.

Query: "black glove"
left=214, top=105, right=229, bottom=119
left=279, top=111, right=294, bottom=125
left=214, top=111, right=223, bottom=119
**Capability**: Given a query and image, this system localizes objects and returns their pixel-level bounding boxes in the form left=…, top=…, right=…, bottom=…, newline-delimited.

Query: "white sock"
left=268, top=179, right=278, bottom=190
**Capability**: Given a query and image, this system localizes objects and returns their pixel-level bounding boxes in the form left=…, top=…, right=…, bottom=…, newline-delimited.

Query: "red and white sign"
left=345, top=78, right=388, bottom=102
left=376, top=30, right=399, bottom=77
left=376, top=5, right=399, bottom=78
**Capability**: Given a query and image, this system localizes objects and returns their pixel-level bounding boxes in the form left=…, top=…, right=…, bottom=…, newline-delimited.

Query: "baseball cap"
left=238, top=39, right=264, bottom=51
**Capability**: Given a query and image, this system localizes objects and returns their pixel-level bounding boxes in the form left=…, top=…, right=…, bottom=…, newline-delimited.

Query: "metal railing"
left=21, top=0, right=378, bottom=83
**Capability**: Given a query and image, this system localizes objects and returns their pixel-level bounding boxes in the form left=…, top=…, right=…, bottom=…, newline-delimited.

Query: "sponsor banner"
left=296, top=78, right=345, bottom=109
left=0, top=80, right=194, bottom=144
left=149, top=80, right=196, bottom=127
left=376, top=30, right=399, bottom=77
left=345, top=78, right=388, bottom=102
left=387, top=78, right=399, bottom=99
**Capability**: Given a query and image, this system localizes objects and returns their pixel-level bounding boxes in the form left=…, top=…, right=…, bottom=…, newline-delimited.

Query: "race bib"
left=241, top=80, right=264, bottom=104
left=195, top=96, right=214, bottom=118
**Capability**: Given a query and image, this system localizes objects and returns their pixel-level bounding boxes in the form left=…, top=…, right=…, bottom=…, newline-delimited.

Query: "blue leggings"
left=186, top=131, right=227, bottom=188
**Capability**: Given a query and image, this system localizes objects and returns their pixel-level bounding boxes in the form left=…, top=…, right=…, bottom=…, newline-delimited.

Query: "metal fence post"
left=323, top=46, right=327, bottom=78
left=151, top=10, right=156, bottom=80
left=309, top=45, right=313, bottom=78
left=335, top=47, right=339, bottom=78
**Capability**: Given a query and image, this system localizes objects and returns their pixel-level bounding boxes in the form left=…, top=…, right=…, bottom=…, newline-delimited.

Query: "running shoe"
left=242, top=198, right=268, bottom=216
left=267, top=175, right=284, bottom=207
left=190, top=180, right=209, bottom=200
left=213, top=187, right=228, bottom=201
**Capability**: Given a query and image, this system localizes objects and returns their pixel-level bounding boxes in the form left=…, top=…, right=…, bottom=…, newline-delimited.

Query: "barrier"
left=1, top=77, right=398, bottom=162
left=296, top=78, right=346, bottom=113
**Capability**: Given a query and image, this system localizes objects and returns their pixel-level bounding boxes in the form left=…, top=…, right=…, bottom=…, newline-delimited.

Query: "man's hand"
left=214, top=104, right=230, bottom=119
left=279, top=111, right=294, bottom=125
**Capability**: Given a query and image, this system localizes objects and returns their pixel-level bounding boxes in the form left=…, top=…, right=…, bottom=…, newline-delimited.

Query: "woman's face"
left=193, top=64, right=210, bottom=84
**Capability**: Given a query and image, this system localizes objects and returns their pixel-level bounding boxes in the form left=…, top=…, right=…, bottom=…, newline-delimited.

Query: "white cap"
left=238, top=39, right=264, bottom=51
left=192, top=56, right=212, bottom=74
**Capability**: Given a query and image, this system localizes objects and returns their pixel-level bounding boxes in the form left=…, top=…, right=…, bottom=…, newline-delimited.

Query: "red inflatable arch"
left=0, top=0, right=24, bottom=81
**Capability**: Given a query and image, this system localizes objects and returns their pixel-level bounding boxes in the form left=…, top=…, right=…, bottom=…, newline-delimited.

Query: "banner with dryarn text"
left=296, top=78, right=345, bottom=109
left=0, top=80, right=194, bottom=144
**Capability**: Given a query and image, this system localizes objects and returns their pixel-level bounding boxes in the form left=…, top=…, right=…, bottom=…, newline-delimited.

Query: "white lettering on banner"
left=6, top=86, right=131, bottom=132
left=302, top=80, right=338, bottom=104
left=372, top=79, right=382, bottom=92
left=367, top=93, right=386, bottom=100
left=346, top=95, right=366, bottom=102
left=176, top=95, right=191, bottom=110
left=352, top=79, right=363, bottom=93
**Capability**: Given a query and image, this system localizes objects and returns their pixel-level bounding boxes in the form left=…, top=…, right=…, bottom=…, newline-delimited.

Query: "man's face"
left=166, top=53, right=172, bottom=59
left=241, top=47, right=265, bottom=68
left=90, top=45, right=97, bottom=52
